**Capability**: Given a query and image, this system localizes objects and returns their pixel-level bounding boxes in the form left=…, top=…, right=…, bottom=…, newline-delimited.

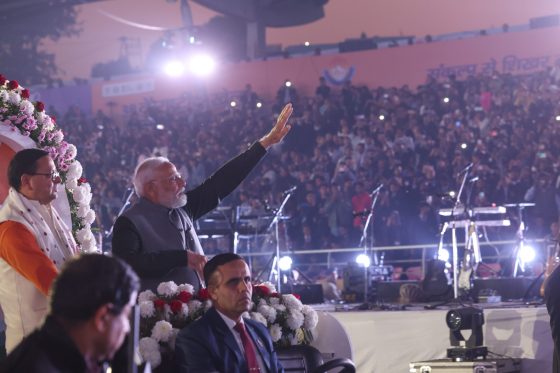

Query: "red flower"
left=21, top=89, right=30, bottom=99
left=293, top=293, right=301, bottom=300
left=254, top=285, right=271, bottom=297
left=36, top=102, right=45, bottom=112
left=170, top=300, right=183, bottom=314
left=7, top=80, right=19, bottom=90
left=177, top=291, right=192, bottom=303
left=270, top=292, right=280, bottom=298
left=0, top=75, right=6, bottom=85
left=153, top=299, right=166, bottom=311
left=197, top=288, right=210, bottom=301
left=78, top=177, right=88, bottom=185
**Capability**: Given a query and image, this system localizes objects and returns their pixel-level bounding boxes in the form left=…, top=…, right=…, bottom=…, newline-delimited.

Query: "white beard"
left=171, top=193, right=187, bottom=209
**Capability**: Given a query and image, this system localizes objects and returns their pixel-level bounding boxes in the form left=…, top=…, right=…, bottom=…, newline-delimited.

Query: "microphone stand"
left=358, top=184, right=383, bottom=304
left=255, top=188, right=295, bottom=293
left=450, top=166, right=471, bottom=299
left=106, top=187, right=136, bottom=239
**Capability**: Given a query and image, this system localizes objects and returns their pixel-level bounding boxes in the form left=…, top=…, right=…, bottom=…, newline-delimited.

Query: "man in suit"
left=175, top=253, right=284, bottom=373
left=112, top=104, right=293, bottom=291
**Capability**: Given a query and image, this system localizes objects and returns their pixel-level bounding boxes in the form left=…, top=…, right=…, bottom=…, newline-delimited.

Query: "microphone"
left=282, top=186, right=297, bottom=195
left=468, top=176, right=479, bottom=183
left=456, top=163, right=473, bottom=176
left=369, top=184, right=384, bottom=196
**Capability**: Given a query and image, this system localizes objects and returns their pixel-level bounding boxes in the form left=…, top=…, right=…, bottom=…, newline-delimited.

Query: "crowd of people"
left=56, top=67, right=560, bottom=271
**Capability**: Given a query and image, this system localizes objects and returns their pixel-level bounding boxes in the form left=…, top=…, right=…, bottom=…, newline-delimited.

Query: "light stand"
left=357, top=184, right=383, bottom=303
left=507, top=203, right=535, bottom=277
left=255, top=186, right=296, bottom=293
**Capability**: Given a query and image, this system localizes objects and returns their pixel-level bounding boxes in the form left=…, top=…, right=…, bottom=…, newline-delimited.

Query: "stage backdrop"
left=88, top=26, right=560, bottom=117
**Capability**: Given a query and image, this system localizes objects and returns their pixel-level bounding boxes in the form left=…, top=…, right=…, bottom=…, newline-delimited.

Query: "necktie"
left=234, top=322, right=261, bottom=373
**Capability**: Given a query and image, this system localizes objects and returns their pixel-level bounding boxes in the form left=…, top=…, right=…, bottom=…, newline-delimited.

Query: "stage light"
left=189, top=36, right=196, bottom=44
left=163, top=60, right=184, bottom=77
left=188, top=54, right=216, bottom=77
left=379, top=114, right=385, bottom=121
left=278, top=256, right=293, bottom=271
left=443, top=97, right=450, bottom=103
left=355, top=253, right=371, bottom=267
left=256, top=102, right=262, bottom=109
left=446, top=307, right=487, bottom=360
left=304, top=41, right=310, bottom=47
left=230, top=100, right=237, bottom=108
left=285, top=80, right=292, bottom=87
left=438, top=248, right=450, bottom=263
left=518, top=244, right=536, bottom=263
left=556, top=115, right=560, bottom=122
left=460, top=143, right=467, bottom=150
left=97, top=125, right=104, bottom=130
left=156, top=124, right=165, bottom=130
left=448, top=191, right=456, bottom=198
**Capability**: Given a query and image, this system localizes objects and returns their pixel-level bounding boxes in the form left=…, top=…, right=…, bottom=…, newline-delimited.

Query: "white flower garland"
left=0, top=76, right=96, bottom=252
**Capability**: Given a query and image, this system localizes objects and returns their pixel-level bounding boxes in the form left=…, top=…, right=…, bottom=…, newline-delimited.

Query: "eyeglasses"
left=29, top=171, right=60, bottom=181
left=150, top=175, right=184, bottom=184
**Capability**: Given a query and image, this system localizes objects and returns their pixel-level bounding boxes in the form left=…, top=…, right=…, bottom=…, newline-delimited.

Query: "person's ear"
left=20, top=174, right=32, bottom=190
left=93, top=304, right=112, bottom=332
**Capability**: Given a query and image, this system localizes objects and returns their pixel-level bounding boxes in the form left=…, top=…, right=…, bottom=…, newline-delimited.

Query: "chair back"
left=277, top=345, right=323, bottom=372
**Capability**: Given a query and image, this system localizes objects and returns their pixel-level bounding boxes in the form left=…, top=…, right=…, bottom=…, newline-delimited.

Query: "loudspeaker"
left=473, top=277, right=542, bottom=300
left=292, top=284, right=324, bottom=304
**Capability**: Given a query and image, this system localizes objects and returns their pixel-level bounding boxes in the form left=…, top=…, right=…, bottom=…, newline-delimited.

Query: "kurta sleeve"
left=0, top=221, right=58, bottom=295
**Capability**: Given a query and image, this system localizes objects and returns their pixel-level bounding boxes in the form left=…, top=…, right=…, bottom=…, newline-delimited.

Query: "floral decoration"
left=138, top=281, right=318, bottom=369
left=0, top=75, right=97, bottom=251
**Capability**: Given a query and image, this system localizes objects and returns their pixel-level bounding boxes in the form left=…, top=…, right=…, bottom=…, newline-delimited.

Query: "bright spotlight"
left=304, top=41, right=310, bottom=47
left=156, top=124, right=165, bottom=130
left=519, top=244, right=536, bottom=263
left=443, top=97, right=450, bottom=103
left=355, top=253, right=371, bottom=267
left=188, top=54, right=216, bottom=77
left=256, top=102, right=262, bottom=108
left=189, top=36, right=196, bottom=44
left=230, top=100, right=237, bottom=108
left=379, top=114, right=385, bottom=121
left=278, top=256, right=293, bottom=271
left=285, top=80, right=292, bottom=87
left=449, top=191, right=456, bottom=198
left=438, top=248, right=450, bottom=263
left=461, top=143, right=467, bottom=150
left=556, top=115, right=560, bottom=122
left=163, top=60, right=185, bottom=77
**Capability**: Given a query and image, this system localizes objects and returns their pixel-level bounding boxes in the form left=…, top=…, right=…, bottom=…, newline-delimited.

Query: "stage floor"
left=311, top=302, right=552, bottom=373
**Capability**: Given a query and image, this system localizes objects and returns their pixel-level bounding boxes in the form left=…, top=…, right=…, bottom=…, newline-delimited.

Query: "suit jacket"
left=175, top=307, right=284, bottom=373
left=546, top=265, right=560, bottom=373
left=112, top=142, right=266, bottom=290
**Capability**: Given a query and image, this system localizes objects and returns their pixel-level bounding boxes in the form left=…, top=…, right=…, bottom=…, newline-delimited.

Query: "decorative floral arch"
left=0, top=75, right=96, bottom=252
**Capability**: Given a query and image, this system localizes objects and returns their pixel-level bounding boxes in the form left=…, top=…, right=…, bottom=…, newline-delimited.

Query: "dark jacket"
left=175, top=307, right=283, bottom=373
left=0, top=316, right=90, bottom=373
left=546, top=265, right=560, bottom=373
